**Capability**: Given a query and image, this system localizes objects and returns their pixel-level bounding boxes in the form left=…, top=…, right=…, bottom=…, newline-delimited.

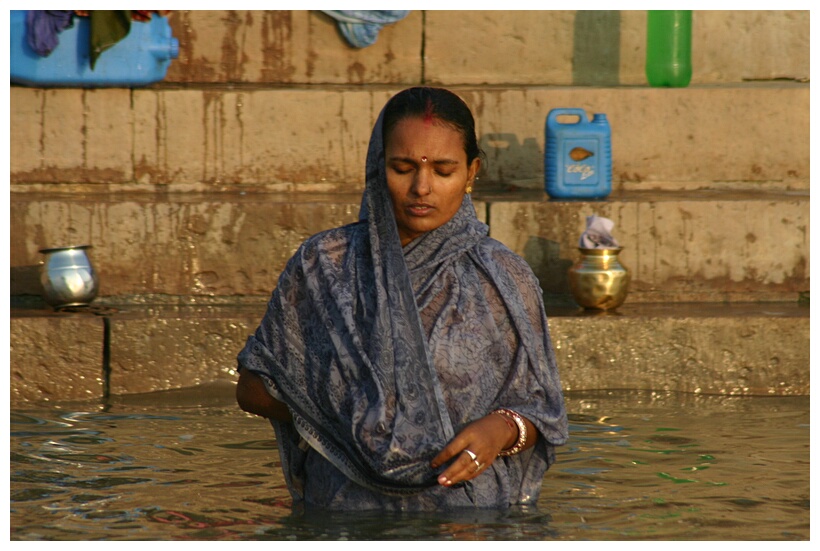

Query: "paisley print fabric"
left=237, top=103, right=568, bottom=510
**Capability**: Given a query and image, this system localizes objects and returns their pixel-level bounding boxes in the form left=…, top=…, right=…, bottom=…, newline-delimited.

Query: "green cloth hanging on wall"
left=89, top=10, right=131, bottom=70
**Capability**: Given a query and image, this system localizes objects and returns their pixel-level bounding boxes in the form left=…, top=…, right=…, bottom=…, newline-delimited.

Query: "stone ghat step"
left=9, top=301, right=809, bottom=405
left=10, top=83, right=809, bottom=191
left=10, top=188, right=809, bottom=303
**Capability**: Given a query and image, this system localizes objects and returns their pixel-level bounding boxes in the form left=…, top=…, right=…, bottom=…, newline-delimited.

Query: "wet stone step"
left=10, top=188, right=809, bottom=304
left=9, top=301, right=809, bottom=404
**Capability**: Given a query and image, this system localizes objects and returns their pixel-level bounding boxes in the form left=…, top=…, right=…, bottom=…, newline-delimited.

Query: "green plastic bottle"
left=645, top=10, right=692, bottom=87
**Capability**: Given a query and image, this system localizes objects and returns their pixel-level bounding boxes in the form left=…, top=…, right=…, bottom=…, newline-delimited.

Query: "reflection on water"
left=10, top=384, right=809, bottom=540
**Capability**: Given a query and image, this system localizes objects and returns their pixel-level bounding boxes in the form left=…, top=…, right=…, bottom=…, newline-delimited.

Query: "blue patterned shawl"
left=237, top=106, right=567, bottom=510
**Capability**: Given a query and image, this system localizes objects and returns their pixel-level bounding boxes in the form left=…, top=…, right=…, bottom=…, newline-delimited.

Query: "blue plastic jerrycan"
left=10, top=10, right=179, bottom=87
left=544, top=108, right=612, bottom=199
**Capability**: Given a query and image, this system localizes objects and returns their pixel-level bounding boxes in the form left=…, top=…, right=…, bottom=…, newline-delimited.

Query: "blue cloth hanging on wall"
left=322, top=10, right=410, bottom=48
left=26, top=10, right=75, bottom=57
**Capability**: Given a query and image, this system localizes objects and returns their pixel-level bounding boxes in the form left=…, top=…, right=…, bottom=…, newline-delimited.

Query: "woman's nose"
left=411, top=169, right=432, bottom=196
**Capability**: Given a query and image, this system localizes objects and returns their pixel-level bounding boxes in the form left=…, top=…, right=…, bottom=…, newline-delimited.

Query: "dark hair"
left=382, top=87, right=483, bottom=165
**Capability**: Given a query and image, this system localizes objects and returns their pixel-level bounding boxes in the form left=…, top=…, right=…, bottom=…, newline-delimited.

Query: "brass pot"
left=568, top=247, right=630, bottom=310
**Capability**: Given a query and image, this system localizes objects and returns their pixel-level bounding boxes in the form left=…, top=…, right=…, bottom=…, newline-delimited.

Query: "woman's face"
left=384, top=116, right=480, bottom=246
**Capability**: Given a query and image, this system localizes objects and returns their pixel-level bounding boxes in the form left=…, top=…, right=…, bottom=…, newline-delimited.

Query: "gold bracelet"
left=492, top=408, right=527, bottom=456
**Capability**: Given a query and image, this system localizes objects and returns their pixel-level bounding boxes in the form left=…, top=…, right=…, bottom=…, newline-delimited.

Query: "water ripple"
left=9, top=390, right=809, bottom=541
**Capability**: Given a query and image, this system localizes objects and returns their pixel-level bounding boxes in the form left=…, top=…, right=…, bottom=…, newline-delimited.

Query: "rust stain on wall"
left=133, top=92, right=172, bottom=185
left=166, top=11, right=217, bottom=82
left=630, top=270, right=808, bottom=297
left=135, top=157, right=167, bottom=185
left=202, top=91, right=225, bottom=183
left=347, top=62, right=366, bottom=84
left=220, top=10, right=248, bottom=82
left=234, top=92, right=246, bottom=179
left=304, top=12, right=318, bottom=79
left=260, top=11, right=296, bottom=82
left=11, top=167, right=128, bottom=184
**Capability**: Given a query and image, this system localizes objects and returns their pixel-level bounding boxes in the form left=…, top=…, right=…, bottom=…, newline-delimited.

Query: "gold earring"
left=466, top=185, right=473, bottom=194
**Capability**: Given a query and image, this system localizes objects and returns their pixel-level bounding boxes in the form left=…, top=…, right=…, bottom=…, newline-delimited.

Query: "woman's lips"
left=406, top=203, right=435, bottom=216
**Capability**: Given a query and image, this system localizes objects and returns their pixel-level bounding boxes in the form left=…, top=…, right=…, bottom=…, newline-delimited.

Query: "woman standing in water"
left=236, top=87, right=567, bottom=510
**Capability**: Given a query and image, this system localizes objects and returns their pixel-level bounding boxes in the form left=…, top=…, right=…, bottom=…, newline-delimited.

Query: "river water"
left=10, top=383, right=810, bottom=540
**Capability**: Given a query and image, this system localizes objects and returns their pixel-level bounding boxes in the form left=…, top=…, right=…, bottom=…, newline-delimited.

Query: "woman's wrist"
left=491, top=408, right=528, bottom=456
left=491, top=410, right=518, bottom=449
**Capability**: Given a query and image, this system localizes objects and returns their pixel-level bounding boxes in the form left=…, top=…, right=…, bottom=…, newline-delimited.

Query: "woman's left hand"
left=430, top=413, right=517, bottom=487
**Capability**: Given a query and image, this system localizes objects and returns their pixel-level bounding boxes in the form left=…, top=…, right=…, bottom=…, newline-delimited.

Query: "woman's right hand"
left=236, top=369, right=292, bottom=421
left=429, top=413, right=517, bottom=487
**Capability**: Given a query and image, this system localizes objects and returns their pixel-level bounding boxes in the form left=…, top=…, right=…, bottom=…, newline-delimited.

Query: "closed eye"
left=389, top=165, right=413, bottom=175
left=387, top=157, right=459, bottom=176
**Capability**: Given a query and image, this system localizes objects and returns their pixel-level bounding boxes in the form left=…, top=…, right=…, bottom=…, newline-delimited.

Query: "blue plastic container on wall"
left=545, top=108, right=612, bottom=199
left=10, top=10, right=179, bottom=87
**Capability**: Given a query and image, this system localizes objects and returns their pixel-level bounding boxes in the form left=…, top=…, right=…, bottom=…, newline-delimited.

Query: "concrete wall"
left=9, top=10, right=810, bottom=303
left=9, top=11, right=810, bottom=403
left=9, top=190, right=808, bottom=303
left=10, top=85, right=810, bottom=191
left=10, top=10, right=810, bottom=191
left=159, top=10, right=809, bottom=86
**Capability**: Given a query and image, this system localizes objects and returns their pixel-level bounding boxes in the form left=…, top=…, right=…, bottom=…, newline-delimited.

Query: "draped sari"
left=237, top=104, right=568, bottom=510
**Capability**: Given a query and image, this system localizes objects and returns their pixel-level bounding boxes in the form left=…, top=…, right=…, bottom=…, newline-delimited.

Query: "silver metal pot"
left=39, top=245, right=99, bottom=308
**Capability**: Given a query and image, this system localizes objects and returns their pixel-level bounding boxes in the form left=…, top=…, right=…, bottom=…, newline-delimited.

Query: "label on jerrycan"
left=545, top=108, right=612, bottom=199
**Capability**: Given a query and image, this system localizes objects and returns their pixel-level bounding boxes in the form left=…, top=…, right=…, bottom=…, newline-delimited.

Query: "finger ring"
left=463, top=449, right=481, bottom=471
